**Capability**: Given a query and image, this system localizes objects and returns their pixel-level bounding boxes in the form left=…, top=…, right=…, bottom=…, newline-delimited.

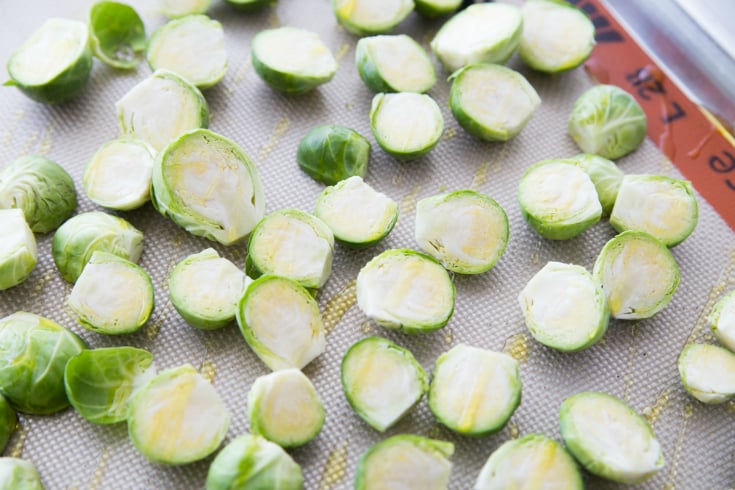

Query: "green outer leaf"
left=355, top=35, right=436, bottom=94
left=297, top=125, right=370, bottom=185
left=567, top=153, right=623, bottom=216
left=414, top=0, right=461, bottom=18
left=331, top=0, right=414, bottom=36
left=0, top=458, right=43, bottom=490
left=225, top=0, right=276, bottom=11
left=0, top=396, right=16, bottom=453
left=89, top=1, right=146, bottom=69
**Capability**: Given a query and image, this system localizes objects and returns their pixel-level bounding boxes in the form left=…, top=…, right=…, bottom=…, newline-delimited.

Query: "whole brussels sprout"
left=297, top=125, right=370, bottom=185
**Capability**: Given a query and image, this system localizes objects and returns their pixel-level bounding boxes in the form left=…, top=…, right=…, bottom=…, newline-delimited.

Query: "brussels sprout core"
left=709, top=290, right=735, bottom=352
left=89, top=1, right=146, bottom=69
left=678, top=344, right=735, bottom=404
left=297, top=125, right=370, bottom=185
left=356, top=35, right=436, bottom=93
left=370, top=93, right=444, bottom=160
left=0, top=458, right=43, bottom=490
left=0, top=209, right=37, bottom=291
left=332, top=0, right=414, bottom=36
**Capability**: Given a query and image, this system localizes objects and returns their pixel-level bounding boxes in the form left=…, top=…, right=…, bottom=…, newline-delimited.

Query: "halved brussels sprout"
left=332, top=0, right=414, bottom=36
left=341, top=337, right=427, bottom=432
left=248, top=368, right=324, bottom=447
left=206, top=434, right=303, bottom=490
left=449, top=64, right=540, bottom=142
left=429, top=344, right=520, bottom=436
left=128, top=364, right=230, bottom=465
left=0, top=458, right=43, bottom=490
left=0, top=312, right=86, bottom=414
left=116, top=69, right=209, bottom=151
left=5, top=18, right=92, bottom=104
left=159, top=0, right=211, bottom=18
left=169, top=249, right=251, bottom=330
left=709, top=290, right=735, bottom=352
left=414, top=0, right=461, bottom=18
left=151, top=129, right=265, bottom=245
left=559, top=392, right=664, bottom=484
left=64, top=347, right=155, bottom=424
left=0, top=209, right=36, bottom=291
left=593, top=231, right=680, bottom=320
left=225, top=0, right=276, bottom=11
left=355, top=435, right=454, bottom=490
left=356, top=35, right=436, bottom=93
left=610, top=174, right=698, bottom=247
left=430, top=3, right=522, bottom=72
left=236, top=275, right=326, bottom=371
left=370, top=93, right=444, bottom=160
left=475, top=434, right=583, bottom=490
left=567, top=153, right=623, bottom=216
left=251, top=27, right=338, bottom=95
left=356, top=249, right=455, bottom=334
left=147, top=15, right=227, bottom=89
left=0, top=155, right=76, bottom=233
left=52, top=211, right=144, bottom=283
left=89, top=1, right=146, bottom=69
left=568, top=85, right=647, bottom=160
left=678, top=344, right=735, bottom=404
left=415, top=190, right=508, bottom=274
left=0, top=396, right=16, bottom=453
left=297, top=125, right=370, bottom=186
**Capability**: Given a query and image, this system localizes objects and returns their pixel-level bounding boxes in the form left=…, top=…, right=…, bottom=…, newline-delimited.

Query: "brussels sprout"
left=0, top=209, right=36, bottom=291
left=593, top=231, right=680, bottom=320
left=0, top=312, right=86, bottom=415
left=414, top=0, right=461, bottom=18
left=88, top=1, right=146, bottom=69
left=52, top=211, right=144, bottom=283
left=116, top=69, right=209, bottom=151
left=82, top=138, right=154, bottom=211
left=297, top=125, right=370, bottom=185
left=206, top=434, right=303, bottom=490
left=225, top=0, right=276, bottom=11
left=0, top=155, right=76, bottom=233
left=159, top=0, right=211, bottom=18
left=315, top=176, right=398, bottom=247
left=678, top=344, right=735, bottom=404
left=332, top=0, right=414, bottom=36
left=247, top=209, right=334, bottom=289
left=559, top=392, right=664, bottom=484
left=355, top=435, right=454, bottom=490
left=64, top=347, right=155, bottom=424
left=356, top=249, right=455, bottom=334
left=151, top=129, right=265, bottom=246
left=567, top=153, right=623, bottom=216
left=169, top=249, right=251, bottom=330
left=0, top=396, right=16, bottom=453
left=415, top=190, right=508, bottom=274
left=355, top=35, right=436, bottom=93
left=474, top=434, right=583, bottom=490
left=251, top=27, right=338, bottom=95
left=248, top=369, right=324, bottom=447
left=236, top=275, right=326, bottom=371
left=518, top=160, right=601, bottom=240
left=610, top=174, right=698, bottom=247
left=147, top=15, right=227, bottom=89
left=449, top=64, right=540, bottom=142
left=0, top=458, right=43, bottom=490
left=430, top=4, right=522, bottom=72
left=370, top=93, right=444, bottom=160
left=709, top=289, right=735, bottom=352
left=568, top=84, right=647, bottom=160
left=341, top=337, right=427, bottom=432
left=128, top=364, right=230, bottom=464
left=5, top=18, right=92, bottom=104
left=519, top=261, right=609, bottom=352
left=429, top=344, right=520, bottom=436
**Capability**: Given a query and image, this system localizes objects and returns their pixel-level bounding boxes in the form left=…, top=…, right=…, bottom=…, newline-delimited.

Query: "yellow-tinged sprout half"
left=0, top=458, right=43, bottom=490
left=88, top=1, right=146, bottom=69
left=0, top=209, right=37, bottom=291
left=678, top=344, right=735, bottom=404
left=709, top=289, right=735, bottom=352
left=332, top=0, right=414, bottom=36
left=355, top=35, right=436, bottom=93
left=158, top=0, right=211, bottom=18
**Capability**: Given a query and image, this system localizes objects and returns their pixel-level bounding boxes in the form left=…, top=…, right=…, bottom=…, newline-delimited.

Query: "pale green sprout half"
left=429, top=344, right=520, bottom=436
left=151, top=129, right=265, bottom=246
left=116, top=69, right=209, bottom=151
left=474, top=434, right=583, bottom=490
left=610, top=174, right=698, bottom=247
left=128, top=364, right=230, bottom=465
left=332, top=0, right=414, bottom=36
left=64, top=347, right=155, bottom=424
left=315, top=176, right=398, bottom=247
left=252, top=27, right=338, bottom=95
left=297, top=125, right=370, bottom=185
left=370, top=93, right=444, bottom=160
left=68, top=251, right=154, bottom=335
left=89, top=1, right=146, bottom=69
left=356, top=35, right=436, bottom=93
left=206, top=434, right=303, bottom=490
left=414, top=0, right=461, bottom=18
left=0, top=396, right=16, bottom=454
left=0, top=209, right=37, bottom=291
left=225, top=0, right=277, bottom=11
left=0, top=155, right=76, bottom=233
left=248, top=368, right=325, bottom=447
left=83, top=138, right=155, bottom=211
left=147, top=15, right=227, bottom=89
left=567, top=153, right=623, bottom=216
left=560, top=392, right=664, bottom=484
left=52, top=211, right=144, bottom=283
left=568, top=84, right=647, bottom=160
left=341, top=337, right=427, bottom=432
left=519, top=261, right=609, bottom=352
left=355, top=435, right=454, bottom=490
left=678, top=344, right=735, bottom=404
left=431, top=3, right=522, bottom=72
left=169, top=248, right=251, bottom=330
left=0, top=312, right=86, bottom=415
left=0, top=458, right=43, bottom=490
left=518, top=160, right=602, bottom=240
left=5, top=18, right=92, bottom=104
left=159, top=0, right=211, bottom=18
left=236, top=275, right=326, bottom=371
left=709, top=289, right=735, bottom=352
left=593, top=231, right=680, bottom=320
left=415, top=190, right=508, bottom=274
left=449, top=64, right=540, bottom=142
left=356, top=249, right=455, bottom=334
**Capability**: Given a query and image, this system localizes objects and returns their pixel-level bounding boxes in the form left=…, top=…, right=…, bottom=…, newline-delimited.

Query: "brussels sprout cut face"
left=0, top=458, right=43, bottom=490
left=89, top=1, right=146, bottom=69
left=0, top=209, right=37, bottom=291
left=332, top=0, right=414, bottom=36
left=297, top=125, right=370, bottom=186
left=370, top=93, right=444, bottom=160
left=567, top=153, right=623, bottom=216
left=709, top=290, right=735, bottom=352
left=159, top=0, right=211, bottom=18
left=0, top=397, right=16, bottom=454
left=678, top=344, right=735, bottom=404
left=414, top=0, right=461, bottom=18
left=356, top=35, right=436, bottom=93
